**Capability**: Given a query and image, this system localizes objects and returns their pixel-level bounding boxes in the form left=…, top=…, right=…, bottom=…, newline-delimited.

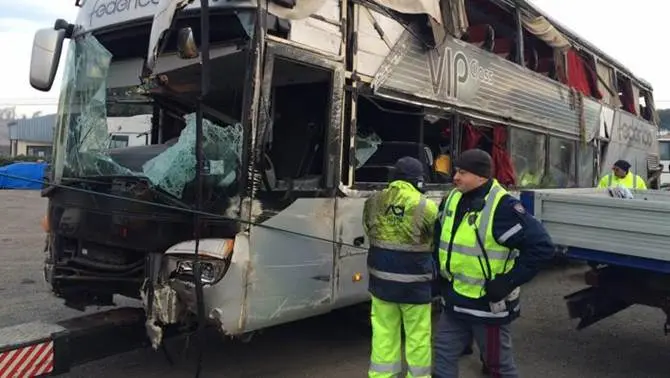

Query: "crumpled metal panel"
left=242, top=198, right=336, bottom=331
left=531, top=188, right=670, bottom=262
left=372, top=30, right=602, bottom=138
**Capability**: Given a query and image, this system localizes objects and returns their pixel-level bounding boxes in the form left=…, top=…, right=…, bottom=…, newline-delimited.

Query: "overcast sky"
left=0, top=0, right=666, bottom=116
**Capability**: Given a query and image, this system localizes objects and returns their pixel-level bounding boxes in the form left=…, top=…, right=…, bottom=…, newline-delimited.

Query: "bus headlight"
left=165, top=239, right=235, bottom=286
left=172, top=258, right=230, bottom=285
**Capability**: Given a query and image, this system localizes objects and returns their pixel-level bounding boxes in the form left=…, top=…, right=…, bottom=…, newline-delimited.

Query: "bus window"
left=617, top=73, right=637, bottom=115
left=659, top=141, right=670, bottom=161
left=638, top=89, right=655, bottom=122
left=596, top=61, right=618, bottom=107
left=578, top=142, right=596, bottom=187
left=353, top=96, right=426, bottom=185
left=462, top=0, right=517, bottom=63
left=423, top=115, right=453, bottom=184
left=262, top=58, right=333, bottom=191
left=461, top=121, right=492, bottom=153
left=509, top=128, right=546, bottom=188
left=109, top=135, right=129, bottom=149
left=545, top=137, right=576, bottom=188
left=565, top=49, right=602, bottom=99
left=461, top=121, right=515, bottom=187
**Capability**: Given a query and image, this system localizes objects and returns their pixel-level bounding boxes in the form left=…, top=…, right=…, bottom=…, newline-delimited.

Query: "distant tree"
left=32, top=111, right=43, bottom=118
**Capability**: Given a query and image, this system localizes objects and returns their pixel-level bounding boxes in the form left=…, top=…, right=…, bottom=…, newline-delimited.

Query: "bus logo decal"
left=428, top=46, right=494, bottom=101
left=88, top=0, right=161, bottom=26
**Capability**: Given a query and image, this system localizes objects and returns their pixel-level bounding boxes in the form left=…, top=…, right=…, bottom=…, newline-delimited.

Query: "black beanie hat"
left=613, top=160, right=631, bottom=173
left=454, top=149, right=493, bottom=178
left=392, top=156, right=425, bottom=182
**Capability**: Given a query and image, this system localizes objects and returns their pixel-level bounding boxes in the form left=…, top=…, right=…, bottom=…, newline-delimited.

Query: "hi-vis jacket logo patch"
left=385, top=204, right=406, bottom=217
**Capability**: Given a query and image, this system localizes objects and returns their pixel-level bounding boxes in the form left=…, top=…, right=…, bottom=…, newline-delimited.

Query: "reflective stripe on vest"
left=437, top=181, right=515, bottom=299
left=368, top=268, right=433, bottom=283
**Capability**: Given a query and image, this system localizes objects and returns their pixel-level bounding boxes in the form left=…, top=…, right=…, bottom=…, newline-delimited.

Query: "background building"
left=0, top=107, right=15, bottom=155
left=7, top=114, right=55, bottom=158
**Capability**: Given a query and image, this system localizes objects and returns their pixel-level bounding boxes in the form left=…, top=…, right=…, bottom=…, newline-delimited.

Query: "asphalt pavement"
left=0, top=190, right=668, bottom=377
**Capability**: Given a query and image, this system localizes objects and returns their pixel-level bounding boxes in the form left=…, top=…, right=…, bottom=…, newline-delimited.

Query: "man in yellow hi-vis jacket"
left=363, top=156, right=438, bottom=378
left=597, top=159, right=647, bottom=189
left=432, top=149, right=555, bottom=377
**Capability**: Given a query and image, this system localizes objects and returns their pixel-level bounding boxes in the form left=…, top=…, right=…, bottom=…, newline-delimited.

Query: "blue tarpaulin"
left=0, top=162, right=47, bottom=190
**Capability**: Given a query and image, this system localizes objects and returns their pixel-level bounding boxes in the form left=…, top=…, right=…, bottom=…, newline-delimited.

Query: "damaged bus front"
left=28, top=1, right=279, bottom=345
left=30, top=0, right=454, bottom=348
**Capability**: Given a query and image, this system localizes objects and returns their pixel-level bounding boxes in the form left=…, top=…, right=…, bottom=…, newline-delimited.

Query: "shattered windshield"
left=52, top=34, right=244, bottom=201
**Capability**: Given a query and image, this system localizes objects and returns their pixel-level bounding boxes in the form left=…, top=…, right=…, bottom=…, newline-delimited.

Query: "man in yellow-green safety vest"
left=597, top=159, right=647, bottom=189
left=432, top=149, right=555, bottom=378
left=363, top=156, right=438, bottom=378
left=518, top=170, right=541, bottom=188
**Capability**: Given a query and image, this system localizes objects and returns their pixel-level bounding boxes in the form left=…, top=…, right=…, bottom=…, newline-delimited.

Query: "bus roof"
left=75, top=0, right=653, bottom=92
left=514, top=0, right=653, bottom=91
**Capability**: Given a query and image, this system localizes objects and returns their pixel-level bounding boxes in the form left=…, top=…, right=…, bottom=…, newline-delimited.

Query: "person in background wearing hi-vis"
left=363, top=156, right=438, bottom=378
left=597, top=159, right=647, bottom=189
left=432, top=149, right=555, bottom=378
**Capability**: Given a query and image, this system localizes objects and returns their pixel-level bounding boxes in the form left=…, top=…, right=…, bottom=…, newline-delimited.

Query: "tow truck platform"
left=0, top=307, right=174, bottom=377
left=520, top=188, right=670, bottom=332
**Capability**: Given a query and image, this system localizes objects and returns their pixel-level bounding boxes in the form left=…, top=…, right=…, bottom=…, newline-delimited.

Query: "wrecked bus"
left=28, top=0, right=660, bottom=346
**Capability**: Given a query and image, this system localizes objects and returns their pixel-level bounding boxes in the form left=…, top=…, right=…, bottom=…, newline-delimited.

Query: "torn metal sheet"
left=372, top=0, right=442, bottom=25
left=442, top=0, right=468, bottom=39
left=145, top=0, right=194, bottom=75
left=371, top=0, right=443, bottom=46
left=250, top=0, right=329, bottom=20
left=140, top=280, right=185, bottom=349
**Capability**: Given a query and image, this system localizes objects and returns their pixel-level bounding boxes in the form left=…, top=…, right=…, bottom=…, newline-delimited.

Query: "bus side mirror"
left=30, top=28, right=66, bottom=92
left=177, top=27, right=199, bottom=60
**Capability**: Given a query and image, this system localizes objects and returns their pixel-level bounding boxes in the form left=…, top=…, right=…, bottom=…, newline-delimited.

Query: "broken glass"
left=354, top=131, right=382, bottom=168
left=51, top=33, right=244, bottom=201
left=142, top=113, right=244, bottom=199
left=52, top=34, right=135, bottom=181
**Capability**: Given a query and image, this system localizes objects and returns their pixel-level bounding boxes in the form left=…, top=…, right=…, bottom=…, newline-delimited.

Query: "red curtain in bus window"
left=492, top=125, right=516, bottom=187
left=566, top=49, right=595, bottom=97
left=620, top=80, right=637, bottom=114
left=462, top=122, right=482, bottom=150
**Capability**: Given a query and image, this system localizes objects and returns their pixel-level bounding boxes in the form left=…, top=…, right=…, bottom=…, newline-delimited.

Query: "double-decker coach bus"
left=28, top=0, right=660, bottom=345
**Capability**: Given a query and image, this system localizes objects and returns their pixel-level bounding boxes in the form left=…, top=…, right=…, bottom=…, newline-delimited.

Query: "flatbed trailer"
left=0, top=307, right=184, bottom=377
left=520, top=188, right=670, bottom=332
